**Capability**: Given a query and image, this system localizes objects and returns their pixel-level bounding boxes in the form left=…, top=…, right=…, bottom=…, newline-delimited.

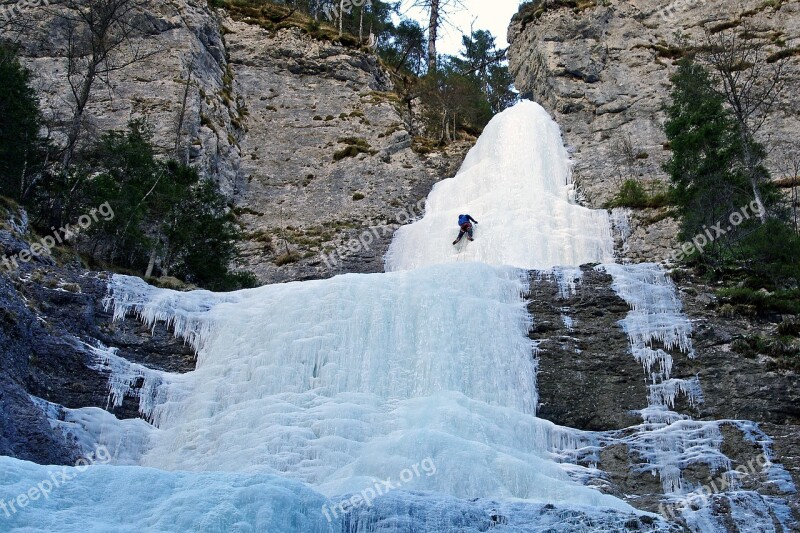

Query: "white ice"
left=87, top=342, right=173, bottom=418
left=29, top=397, right=155, bottom=466
left=101, top=264, right=635, bottom=512
left=5, top=99, right=793, bottom=531
left=0, top=456, right=671, bottom=533
left=385, top=101, right=614, bottom=272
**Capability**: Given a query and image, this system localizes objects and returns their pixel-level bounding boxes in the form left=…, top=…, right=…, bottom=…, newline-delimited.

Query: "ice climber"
left=452, top=214, right=478, bottom=245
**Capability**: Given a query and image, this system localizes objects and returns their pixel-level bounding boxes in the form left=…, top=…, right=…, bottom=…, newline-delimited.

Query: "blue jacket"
left=458, top=214, right=477, bottom=226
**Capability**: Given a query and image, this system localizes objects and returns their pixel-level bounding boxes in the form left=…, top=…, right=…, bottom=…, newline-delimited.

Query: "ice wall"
left=102, top=264, right=635, bottom=511
left=0, top=456, right=672, bottom=532
left=385, top=101, right=615, bottom=271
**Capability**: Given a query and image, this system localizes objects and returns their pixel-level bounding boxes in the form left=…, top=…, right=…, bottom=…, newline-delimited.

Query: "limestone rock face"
left=224, top=21, right=469, bottom=283
left=529, top=266, right=645, bottom=431
left=508, top=0, right=800, bottom=262
left=6, top=0, right=243, bottom=195
left=4, top=1, right=468, bottom=284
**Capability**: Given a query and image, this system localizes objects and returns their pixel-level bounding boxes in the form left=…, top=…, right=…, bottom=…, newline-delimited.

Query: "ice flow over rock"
left=1, top=101, right=738, bottom=532
left=385, top=100, right=615, bottom=271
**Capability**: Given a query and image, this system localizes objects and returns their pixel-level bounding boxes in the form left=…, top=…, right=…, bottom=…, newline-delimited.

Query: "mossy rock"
left=274, top=252, right=300, bottom=266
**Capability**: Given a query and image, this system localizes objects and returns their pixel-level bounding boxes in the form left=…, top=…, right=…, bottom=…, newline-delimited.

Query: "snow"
left=385, top=101, right=614, bottom=271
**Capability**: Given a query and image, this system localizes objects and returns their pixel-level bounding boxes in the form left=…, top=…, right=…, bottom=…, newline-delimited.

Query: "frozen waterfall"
left=4, top=100, right=790, bottom=532
left=385, top=101, right=615, bottom=271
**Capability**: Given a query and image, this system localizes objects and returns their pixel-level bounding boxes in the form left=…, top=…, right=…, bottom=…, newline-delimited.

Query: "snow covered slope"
left=385, top=101, right=614, bottom=271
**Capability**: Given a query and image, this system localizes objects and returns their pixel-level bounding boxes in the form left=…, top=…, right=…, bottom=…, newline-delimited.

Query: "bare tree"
left=55, top=0, right=158, bottom=173
left=425, top=0, right=439, bottom=71
left=778, top=147, right=800, bottom=233
left=703, top=20, right=788, bottom=223
left=610, top=133, right=638, bottom=187
left=407, top=0, right=463, bottom=72
left=174, top=66, right=193, bottom=164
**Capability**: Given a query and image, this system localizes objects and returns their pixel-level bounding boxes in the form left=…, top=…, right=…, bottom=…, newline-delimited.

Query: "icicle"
left=648, top=378, right=704, bottom=409
left=610, top=207, right=632, bottom=246
left=86, top=342, right=172, bottom=421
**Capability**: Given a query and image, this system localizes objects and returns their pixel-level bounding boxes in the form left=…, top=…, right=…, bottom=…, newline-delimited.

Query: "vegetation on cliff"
left=0, top=45, right=49, bottom=203
left=0, top=44, right=256, bottom=291
left=664, top=54, right=800, bottom=300
left=216, top=0, right=517, bottom=143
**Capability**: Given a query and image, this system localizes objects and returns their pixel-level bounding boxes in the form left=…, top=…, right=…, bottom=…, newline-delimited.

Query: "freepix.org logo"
left=1, top=202, right=115, bottom=272
left=1, top=445, right=112, bottom=519
left=321, top=457, right=437, bottom=522
left=322, top=0, right=372, bottom=22
left=1, top=0, right=49, bottom=23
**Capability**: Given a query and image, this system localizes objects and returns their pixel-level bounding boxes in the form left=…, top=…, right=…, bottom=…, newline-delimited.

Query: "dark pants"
left=455, top=223, right=473, bottom=243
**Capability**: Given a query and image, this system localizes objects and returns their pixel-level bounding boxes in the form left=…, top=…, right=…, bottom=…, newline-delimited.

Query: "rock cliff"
left=508, top=0, right=800, bottom=262
left=531, top=265, right=799, bottom=523
left=224, top=21, right=469, bottom=283
left=4, top=0, right=467, bottom=284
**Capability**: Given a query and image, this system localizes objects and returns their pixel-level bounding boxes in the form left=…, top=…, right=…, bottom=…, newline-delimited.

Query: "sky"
left=399, top=0, right=522, bottom=57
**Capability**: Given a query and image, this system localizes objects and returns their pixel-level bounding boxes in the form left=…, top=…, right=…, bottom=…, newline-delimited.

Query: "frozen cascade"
left=609, top=208, right=632, bottom=252
left=599, top=262, right=733, bottom=492
left=535, top=266, right=584, bottom=300
left=104, top=264, right=635, bottom=511
left=599, top=263, right=796, bottom=530
left=384, top=101, right=615, bottom=271
left=3, top=99, right=793, bottom=531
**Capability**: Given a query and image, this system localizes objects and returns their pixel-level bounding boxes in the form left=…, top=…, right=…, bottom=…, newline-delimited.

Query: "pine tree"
left=0, top=45, right=48, bottom=202
left=664, top=56, right=800, bottom=281
left=664, top=57, right=751, bottom=254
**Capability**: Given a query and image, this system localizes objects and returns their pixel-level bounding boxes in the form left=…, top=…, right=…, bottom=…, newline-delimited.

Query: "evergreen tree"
left=418, top=58, right=491, bottom=141
left=664, top=57, right=751, bottom=254
left=486, top=63, right=517, bottom=114
left=158, top=162, right=242, bottom=289
left=451, top=30, right=517, bottom=114
left=379, top=19, right=427, bottom=75
left=0, top=45, right=48, bottom=202
left=664, top=56, right=799, bottom=282
left=75, top=121, right=251, bottom=289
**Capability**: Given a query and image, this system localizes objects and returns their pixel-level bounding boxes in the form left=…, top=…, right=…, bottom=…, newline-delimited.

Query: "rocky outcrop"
left=0, top=270, right=78, bottom=465
left=508, top=0, right=800, bottom=262
left=4, top=1, right=468, bottom=285
left=677, top=278, right=800, bottom=426
left=0, top=203, right=196, bottom=462
left=529, top=266, right=647, bottom=430
left=225, top=21, right=470, bottom=283
left=530, top=265, right=799, bottom=524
